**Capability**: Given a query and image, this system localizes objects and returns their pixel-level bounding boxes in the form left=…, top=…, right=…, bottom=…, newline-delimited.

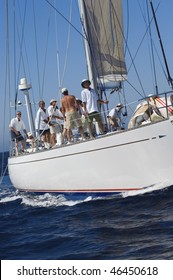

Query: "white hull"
left=8, top=117, right=173, bottom=193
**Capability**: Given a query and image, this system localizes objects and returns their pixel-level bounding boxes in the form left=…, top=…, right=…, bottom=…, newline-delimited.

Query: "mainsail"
left=78, top=0, right=127, bottom=89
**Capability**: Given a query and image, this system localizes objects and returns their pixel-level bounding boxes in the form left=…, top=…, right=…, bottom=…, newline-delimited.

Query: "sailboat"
left=7, top=0, right=173, bottom=194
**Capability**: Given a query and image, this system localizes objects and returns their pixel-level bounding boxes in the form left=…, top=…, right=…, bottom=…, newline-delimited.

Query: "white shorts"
left=50, top=123, right=62, bottom=134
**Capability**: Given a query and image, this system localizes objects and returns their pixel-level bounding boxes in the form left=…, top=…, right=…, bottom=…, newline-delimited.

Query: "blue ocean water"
left=1, top=152, right=173, bottom=260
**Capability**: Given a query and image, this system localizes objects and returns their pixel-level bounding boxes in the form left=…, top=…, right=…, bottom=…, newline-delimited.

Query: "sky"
left=1, top=0, right=173, bottom=152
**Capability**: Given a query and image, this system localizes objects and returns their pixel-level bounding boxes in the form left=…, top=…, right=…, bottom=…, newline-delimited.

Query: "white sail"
left=78, top=0, right=127, bottom=89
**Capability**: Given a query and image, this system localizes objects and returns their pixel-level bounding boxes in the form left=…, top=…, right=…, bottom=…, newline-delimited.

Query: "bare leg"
left=79, top=126, right=86, bottom=140
left=31, top=139, right=35, bottom=151
left=51, top=133, right=56, bottom=147
left=67, top=129, right=71, bottom=143
left=88, top=123, right=94, bottom=139
left=21, top=139, right=25, bottom=151
left=42, top=135, right=46, bottom=146
left=98, top=120, right=104, bottom=134
left=113, top=118, right=119, bottom=128
left=62, top=128, right=67, bottom=144
left=15, top=141, right=19, bottom=155
left=45, top=132, right=51, bottom=144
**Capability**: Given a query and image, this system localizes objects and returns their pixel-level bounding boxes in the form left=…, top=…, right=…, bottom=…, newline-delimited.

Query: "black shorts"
left=88, top=111, right=102, bottom=123
left=11, top=131, right=24, bottom=142
left=39, top=129, right=50, bottom=136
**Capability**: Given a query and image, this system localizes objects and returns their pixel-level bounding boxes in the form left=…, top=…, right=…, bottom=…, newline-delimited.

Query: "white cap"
left=116, top=103, right=124, bottom=108
left=61, top=88, right=68, bottom=93
left=81, top=79, right=91, bottom=88
left=50, top=99, right=57, bottom=104
left=27, top=132, right=33, bottom=137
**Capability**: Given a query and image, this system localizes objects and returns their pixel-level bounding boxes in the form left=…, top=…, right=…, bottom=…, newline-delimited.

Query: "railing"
left=9, top=90, right=173, bottom=157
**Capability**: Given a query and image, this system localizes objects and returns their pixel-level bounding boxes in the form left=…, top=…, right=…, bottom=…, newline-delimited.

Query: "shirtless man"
left=61, top=88, right=86, bottom=144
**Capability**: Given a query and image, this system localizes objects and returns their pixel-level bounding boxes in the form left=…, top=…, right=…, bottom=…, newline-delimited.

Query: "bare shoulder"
left=69, top=95, right=75, bottom=100
left=61, top=96, right=67, bottom=103
left=65, top=95, right=75, bottom=103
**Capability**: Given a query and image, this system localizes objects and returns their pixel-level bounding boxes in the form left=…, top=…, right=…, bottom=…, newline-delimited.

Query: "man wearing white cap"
left=35, top=100, right=50, bottom=148
left=61, top=88, right=86, bottom=144
left=9, top=111, right=28, bottom=155
left=107, top=103, right=124, bottom=130
left=47, top=99, right=64, bottom=147
left=81, top=79, right=109, bottom=138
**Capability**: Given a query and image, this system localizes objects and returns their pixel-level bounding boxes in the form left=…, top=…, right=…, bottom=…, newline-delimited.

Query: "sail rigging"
left=150, top=0, right=173, bottom=90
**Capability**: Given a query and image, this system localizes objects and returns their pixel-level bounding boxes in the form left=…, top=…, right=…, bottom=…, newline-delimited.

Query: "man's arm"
left=23, top=129, right=28, bottom=137
left=82, top=102, right=88, bottom=116
left=61, top=100, right=66, bottom=119
left=9, top=119, right=19, bottom=135
left=9, top=125, right=19, bottom=135
left=97, top=99, right=109, bottom=105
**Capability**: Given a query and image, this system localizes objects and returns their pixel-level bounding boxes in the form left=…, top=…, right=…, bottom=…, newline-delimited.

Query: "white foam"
left=20, top=193, right=93, bottom=207
left=0, top=190, right=95, bottom=207
left=0, top=195, right=20, bottom=203
left=121, top=180, right=171, bottom=198
left=1, top=181, right=171, bottom=207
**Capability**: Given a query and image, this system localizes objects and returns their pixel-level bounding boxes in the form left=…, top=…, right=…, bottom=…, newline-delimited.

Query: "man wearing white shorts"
left=47, top=99, right=64, bottom=147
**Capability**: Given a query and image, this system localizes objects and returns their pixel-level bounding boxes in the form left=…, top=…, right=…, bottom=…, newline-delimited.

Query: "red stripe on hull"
left=18, top=188, right=142, bottom=193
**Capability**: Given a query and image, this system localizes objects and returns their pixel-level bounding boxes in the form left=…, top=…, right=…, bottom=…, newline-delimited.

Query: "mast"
left=150, top=0, right=173, bottom=89
left=78, top=0, right=95, bottom=88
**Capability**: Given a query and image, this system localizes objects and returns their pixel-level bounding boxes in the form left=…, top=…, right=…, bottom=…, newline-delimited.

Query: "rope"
left=14, top=0, right=28, bottom=110
left=54, top=0, right=61, bottom=103
left=0, top=162, right=8, bottom=185
left=32, top=0, right=41, bottom=99
left=54, top=0, right=73, bottom=105
left=60, top=0, right=72, bottom=87
left=41, top=8, right=52, bottom=100
left=45, top=0, right=85, bottom=39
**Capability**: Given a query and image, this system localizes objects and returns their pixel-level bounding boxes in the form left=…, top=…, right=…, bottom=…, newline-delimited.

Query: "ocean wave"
left=0, top=190, right=95, bottom=208
left=20, top=193, right=94, bottom=207
left=121, top=180, right=171, bottom=198
left=1, top=175, right=172, bottom=208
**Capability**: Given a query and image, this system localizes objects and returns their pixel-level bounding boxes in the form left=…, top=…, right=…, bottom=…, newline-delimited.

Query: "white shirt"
left=109, top=107, right=123, bottom=128
left=35, top=108, right=49, bottom=130
left=81, top=88, right=99, bottom=114
left=109, top=108, right=122, bottom=119
left=47, top=105, right=64, bottom=125
left=9, top=117, right=26, bottom=131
